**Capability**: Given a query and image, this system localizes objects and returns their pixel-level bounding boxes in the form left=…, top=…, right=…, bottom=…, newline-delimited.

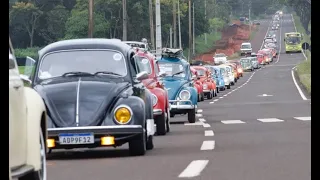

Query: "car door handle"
left=13, top=85, right=21, bottom=90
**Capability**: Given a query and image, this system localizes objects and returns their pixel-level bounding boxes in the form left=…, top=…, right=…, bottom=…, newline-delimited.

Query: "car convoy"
left=10, top=11, right=307, bottom=180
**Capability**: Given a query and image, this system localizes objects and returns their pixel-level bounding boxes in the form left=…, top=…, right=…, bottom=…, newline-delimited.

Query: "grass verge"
left=292, top=13, right=311, bottom=95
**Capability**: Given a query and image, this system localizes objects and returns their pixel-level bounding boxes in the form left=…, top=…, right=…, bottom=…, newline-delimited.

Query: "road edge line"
left=291, top=66, right=308, bottom=100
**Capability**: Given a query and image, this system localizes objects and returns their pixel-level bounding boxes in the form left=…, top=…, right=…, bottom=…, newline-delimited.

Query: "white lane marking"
left=291, top=66, right=308, bottom=100
left=209, top=102, right=214, bottom=104
left=221, top=120, right=246, bottom=124
left=294, top=116, right=311, bottom=121
left=213, top=99, right=219, bottom=102
left=184, top=121, right=203, bottom=126
left=203, top=123, right=211, bottom=128
left=219, top=97, right=224, bottom=99
left=200, top=140, right=215, bottom=150
left=197, top=109, right=203, bottom=113
left=178, top=160, right=209, bottom=178
left=223, top=94, right=228, bottom=97
left=257, top=118, right=284, bottom=122
left=199, top=118, right=206, bottom=122
left=196, top=114, right=203, bottom=117
left=204, top=130, right=214, bottom=136
left=291, top=14, right=307, bottom=60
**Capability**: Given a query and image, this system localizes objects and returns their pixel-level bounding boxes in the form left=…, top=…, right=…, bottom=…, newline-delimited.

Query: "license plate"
left=59, top=133, right=94, bottom=145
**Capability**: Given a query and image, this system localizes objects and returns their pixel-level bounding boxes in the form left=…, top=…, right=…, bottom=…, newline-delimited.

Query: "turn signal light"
left=47, top=139, right=55, bottom=148
left=101, top=136, right=115, bottom=146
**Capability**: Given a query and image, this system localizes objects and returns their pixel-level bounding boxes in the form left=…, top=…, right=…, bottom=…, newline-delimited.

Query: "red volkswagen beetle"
left=256, top=53, right=265, bottom=65
left=135, top=49, right=170, bottom=135
left=190, top=67, right=204, bottom=102
left=191, top=66, right=217, bottom=99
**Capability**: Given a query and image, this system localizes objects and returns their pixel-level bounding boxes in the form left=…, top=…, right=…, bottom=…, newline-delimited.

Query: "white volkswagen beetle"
left=223, top=64, right=235, bottom=86
left=218, top=64, right=231, bottom=89
left=9, top=37, right=47, bottom=180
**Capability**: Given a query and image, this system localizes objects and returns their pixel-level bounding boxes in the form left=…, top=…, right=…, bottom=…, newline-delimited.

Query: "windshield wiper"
left=62, top=71, right=94, bottom=77
left=94, top=71, right=122, bottom=76
left=172, top=71, right=184, bottom=77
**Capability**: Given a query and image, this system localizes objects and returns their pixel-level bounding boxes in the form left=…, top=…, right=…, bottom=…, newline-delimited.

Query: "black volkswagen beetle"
left=28, top=39, right=155, bottom=156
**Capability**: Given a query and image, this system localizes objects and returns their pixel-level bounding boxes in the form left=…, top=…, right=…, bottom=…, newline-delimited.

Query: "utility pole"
left=122, top=0, right=127, bottom=41
left=173, top=0, right=177, bottom=48
left=155, top=0, right=162, bottom=55
left=170, top=27, right=172, bottom=48
left=192, top=3, right=195, bottom=55
left=204, top=0, right=207, bottom=45
left=88, top=0, right=94, bottom=38
left=249, top=1, right=251, bottom=35
left=148, top=0, right=155, bottom=49
left=178, top=0, right=182, bottom=49
left=188, top=0, right=192, bottom=62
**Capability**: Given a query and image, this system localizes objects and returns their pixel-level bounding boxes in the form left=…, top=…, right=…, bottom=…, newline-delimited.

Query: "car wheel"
left=188, top=108, right=196, bottom=123
left=129, top=132, right=146, bottom=156
left=201, top=93, right=205, bottom=101
left=197, top=94, right=201, bottom=102
left=170, top=113, right=175, bottom=118
left=166, top=108, right=170, bottom=133
left=241, top=74, right=243, bottom=77
left=214, top=89, right=218, bottom=97
left=235, top=78, right=237, bottom=83
left=227, top=84, right=231, bottom=89
left=20, top=128, right=47, bottom=180
left=155, top=113, right=166, bottom=136
left=216, top=87, right=219, bottom=93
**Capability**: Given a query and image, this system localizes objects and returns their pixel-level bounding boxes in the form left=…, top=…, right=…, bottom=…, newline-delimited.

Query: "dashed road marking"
left=221, top=120, right=246, bottom=124
left=294, top=116, right=311, bottom=121
left=219, top=97, right=224, bottom=99
left=199, top=118, right=206, bottom=122
left=257, top=118, right=284, bottom=123
left=203, top=123, right=211, bottom=128
left=197, top=109, right=203, bottom=113
left=209, top=102, right=214, bottom=104
left=200, top=140, right=215, bottom=150
left=178, top=160, right=209, bottom=178
left=204, top=130, right=214, bottom=136
left=184, top=121, right=203, bottom=126
left=213, top=99, right=219, bottom=102
left=196, top=114, right=203, bottom=117
left=223, top=94, right=227, bottom=96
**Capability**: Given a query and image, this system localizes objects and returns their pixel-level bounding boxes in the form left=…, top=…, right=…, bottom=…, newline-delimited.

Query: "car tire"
left=188, top=108, right=196, bottom=123
left=146, top=134, right=154, bottom=150
left=241, top=74, right=243, bottom=77
left=20, top=128, right=47, bottom=180
left=227, top=84, right=231, bottom=89
left=166, top=109, right=170, bottom=133
left=235, top=78, right=237, bottom=83
left=129, top=132, right=146, bottom=156
left=170, top=113, right=175, bottom=118
left=201, top=93, right=205, bottom=101
left=207, top=91, right=213, bottom=99
left=155, top=113, right=166, bottom=136
left=214, top=89, right=218, bottom=97
left=216, top=87, right=219, bottom=93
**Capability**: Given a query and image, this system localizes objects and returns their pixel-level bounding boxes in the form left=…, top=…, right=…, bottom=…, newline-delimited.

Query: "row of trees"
left=9, top=0, right=287, bottom=50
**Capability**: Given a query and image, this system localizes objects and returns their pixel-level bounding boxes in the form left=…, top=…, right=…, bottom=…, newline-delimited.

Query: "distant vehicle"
left=264, top=37, right=276, bottom=44
left=206, top=65, right=226, bottom=91
left=218, top=65, right=231, bottom=89
left=261, top=48, right=274, bottom=63
left=240, top=42, right=252, bottom=56
left=213, top=53, right=228, bottom=65
left=267, top=30, right=276, bottom=38
left=256, top=53, right=266, bottom=65
left=192, top=66, right=217, bottom=98
left=220, top=64, right=235, bottom=86
left=190, top=67, right=204, bottom=102
left=228, top=60, right=243, bottom=77
left=253, top=20, right=260, bottom=25
left=240, top=58, right=254, bottom=71
left=9, top=37, right=47, bottom=180
left=123, top=41, right=150, bottom=52
left=157, top=48, right=198, bottom=123
left=284, top=32, right=303, bottom=53
left=247, top=57, right=261, bottom=69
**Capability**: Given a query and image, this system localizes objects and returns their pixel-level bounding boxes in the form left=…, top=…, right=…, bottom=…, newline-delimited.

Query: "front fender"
left=24, top=87, right=46, bottom=171
left=149, top=87, right=167, bottom=111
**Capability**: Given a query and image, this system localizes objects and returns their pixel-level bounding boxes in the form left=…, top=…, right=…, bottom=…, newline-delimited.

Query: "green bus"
left=284, top=32, right=302, bottom=53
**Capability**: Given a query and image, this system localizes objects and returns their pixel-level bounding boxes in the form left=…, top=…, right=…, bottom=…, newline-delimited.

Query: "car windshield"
left=215, top=54, right=225, bottom=57
left=240, top=58, right=250, bottom=63
left=196, top=69, right=206, bottom=76
left=38, top=50, right=127, bottom=79
left=241, top=44, right=251, bottom=49
left=158, top=61, right=186, bottom=78
left=286, top=36, right=301, bottom=45
left=135, top=56, right=152, bottom=74
left=127, top=43, right=146, bottom=49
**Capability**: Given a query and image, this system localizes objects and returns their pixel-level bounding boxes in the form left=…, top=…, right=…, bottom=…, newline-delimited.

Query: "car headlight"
left=179, top=90, right=191, bottom=100
left=114, top=105, right=132, bottom=124
left=152, top=94, right=158, bottom=107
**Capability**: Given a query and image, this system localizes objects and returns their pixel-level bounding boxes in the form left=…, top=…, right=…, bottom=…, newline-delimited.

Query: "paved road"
left=47, top=14, right=310, bottom=180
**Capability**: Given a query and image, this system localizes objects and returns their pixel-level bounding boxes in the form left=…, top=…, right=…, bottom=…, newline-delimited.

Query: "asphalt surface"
left=47, top=14, right=310, bottom=180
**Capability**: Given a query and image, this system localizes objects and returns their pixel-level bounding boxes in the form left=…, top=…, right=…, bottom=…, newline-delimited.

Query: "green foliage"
left=14, top=47, right=40, bottom=58
left=209, top=18, right=225, bottom=32
left=297, top=60, right=311, bottom=94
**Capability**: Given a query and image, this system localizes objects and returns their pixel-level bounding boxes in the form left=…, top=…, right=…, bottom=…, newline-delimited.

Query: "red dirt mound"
left=194, top=22, right=256, bottom=64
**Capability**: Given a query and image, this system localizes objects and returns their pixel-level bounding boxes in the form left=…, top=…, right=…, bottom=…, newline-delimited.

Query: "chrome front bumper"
left=203, top=89, right=210, bottom=93
left=169, top=100, right=196, bottom=110
left=153, top=109, right=163, bottom=115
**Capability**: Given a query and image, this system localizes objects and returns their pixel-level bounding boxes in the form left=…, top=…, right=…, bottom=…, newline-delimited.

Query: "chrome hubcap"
left=39, top=130, right=47, bottom=180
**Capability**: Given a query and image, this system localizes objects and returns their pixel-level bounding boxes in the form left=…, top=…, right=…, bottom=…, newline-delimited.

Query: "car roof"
left=39, top=38, right=132, bottom=58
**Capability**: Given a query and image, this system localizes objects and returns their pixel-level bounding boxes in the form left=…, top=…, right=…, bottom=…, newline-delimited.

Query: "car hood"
left=163, top=78, right=188, bottom=100
left=35, top=77, right=130, bottom=127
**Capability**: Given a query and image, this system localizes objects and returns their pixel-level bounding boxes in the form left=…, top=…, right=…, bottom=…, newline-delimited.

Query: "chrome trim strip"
left=75, top=78, right=81, bottom=126
left=48, top=125, right=143, bottom=131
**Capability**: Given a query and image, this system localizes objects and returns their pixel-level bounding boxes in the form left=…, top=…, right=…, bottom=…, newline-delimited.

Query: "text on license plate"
left=59, top=133, right=94, bottom=145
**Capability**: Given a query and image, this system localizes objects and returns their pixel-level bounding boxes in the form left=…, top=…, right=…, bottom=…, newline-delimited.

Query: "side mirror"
left=20, top=74, right=32, bottom=85
left=136, top=71, right=149, bottom=81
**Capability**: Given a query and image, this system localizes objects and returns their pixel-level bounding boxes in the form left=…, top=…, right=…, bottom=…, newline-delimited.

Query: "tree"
left=10, top=2, right=43, bottom=47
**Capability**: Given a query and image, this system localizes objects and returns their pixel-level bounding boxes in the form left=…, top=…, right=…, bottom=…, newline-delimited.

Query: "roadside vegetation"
left=293, top=13, right=311, bottom=95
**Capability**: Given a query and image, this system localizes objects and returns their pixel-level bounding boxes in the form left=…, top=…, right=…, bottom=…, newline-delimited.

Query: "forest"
left=9, top=0, right=310, bottom=56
